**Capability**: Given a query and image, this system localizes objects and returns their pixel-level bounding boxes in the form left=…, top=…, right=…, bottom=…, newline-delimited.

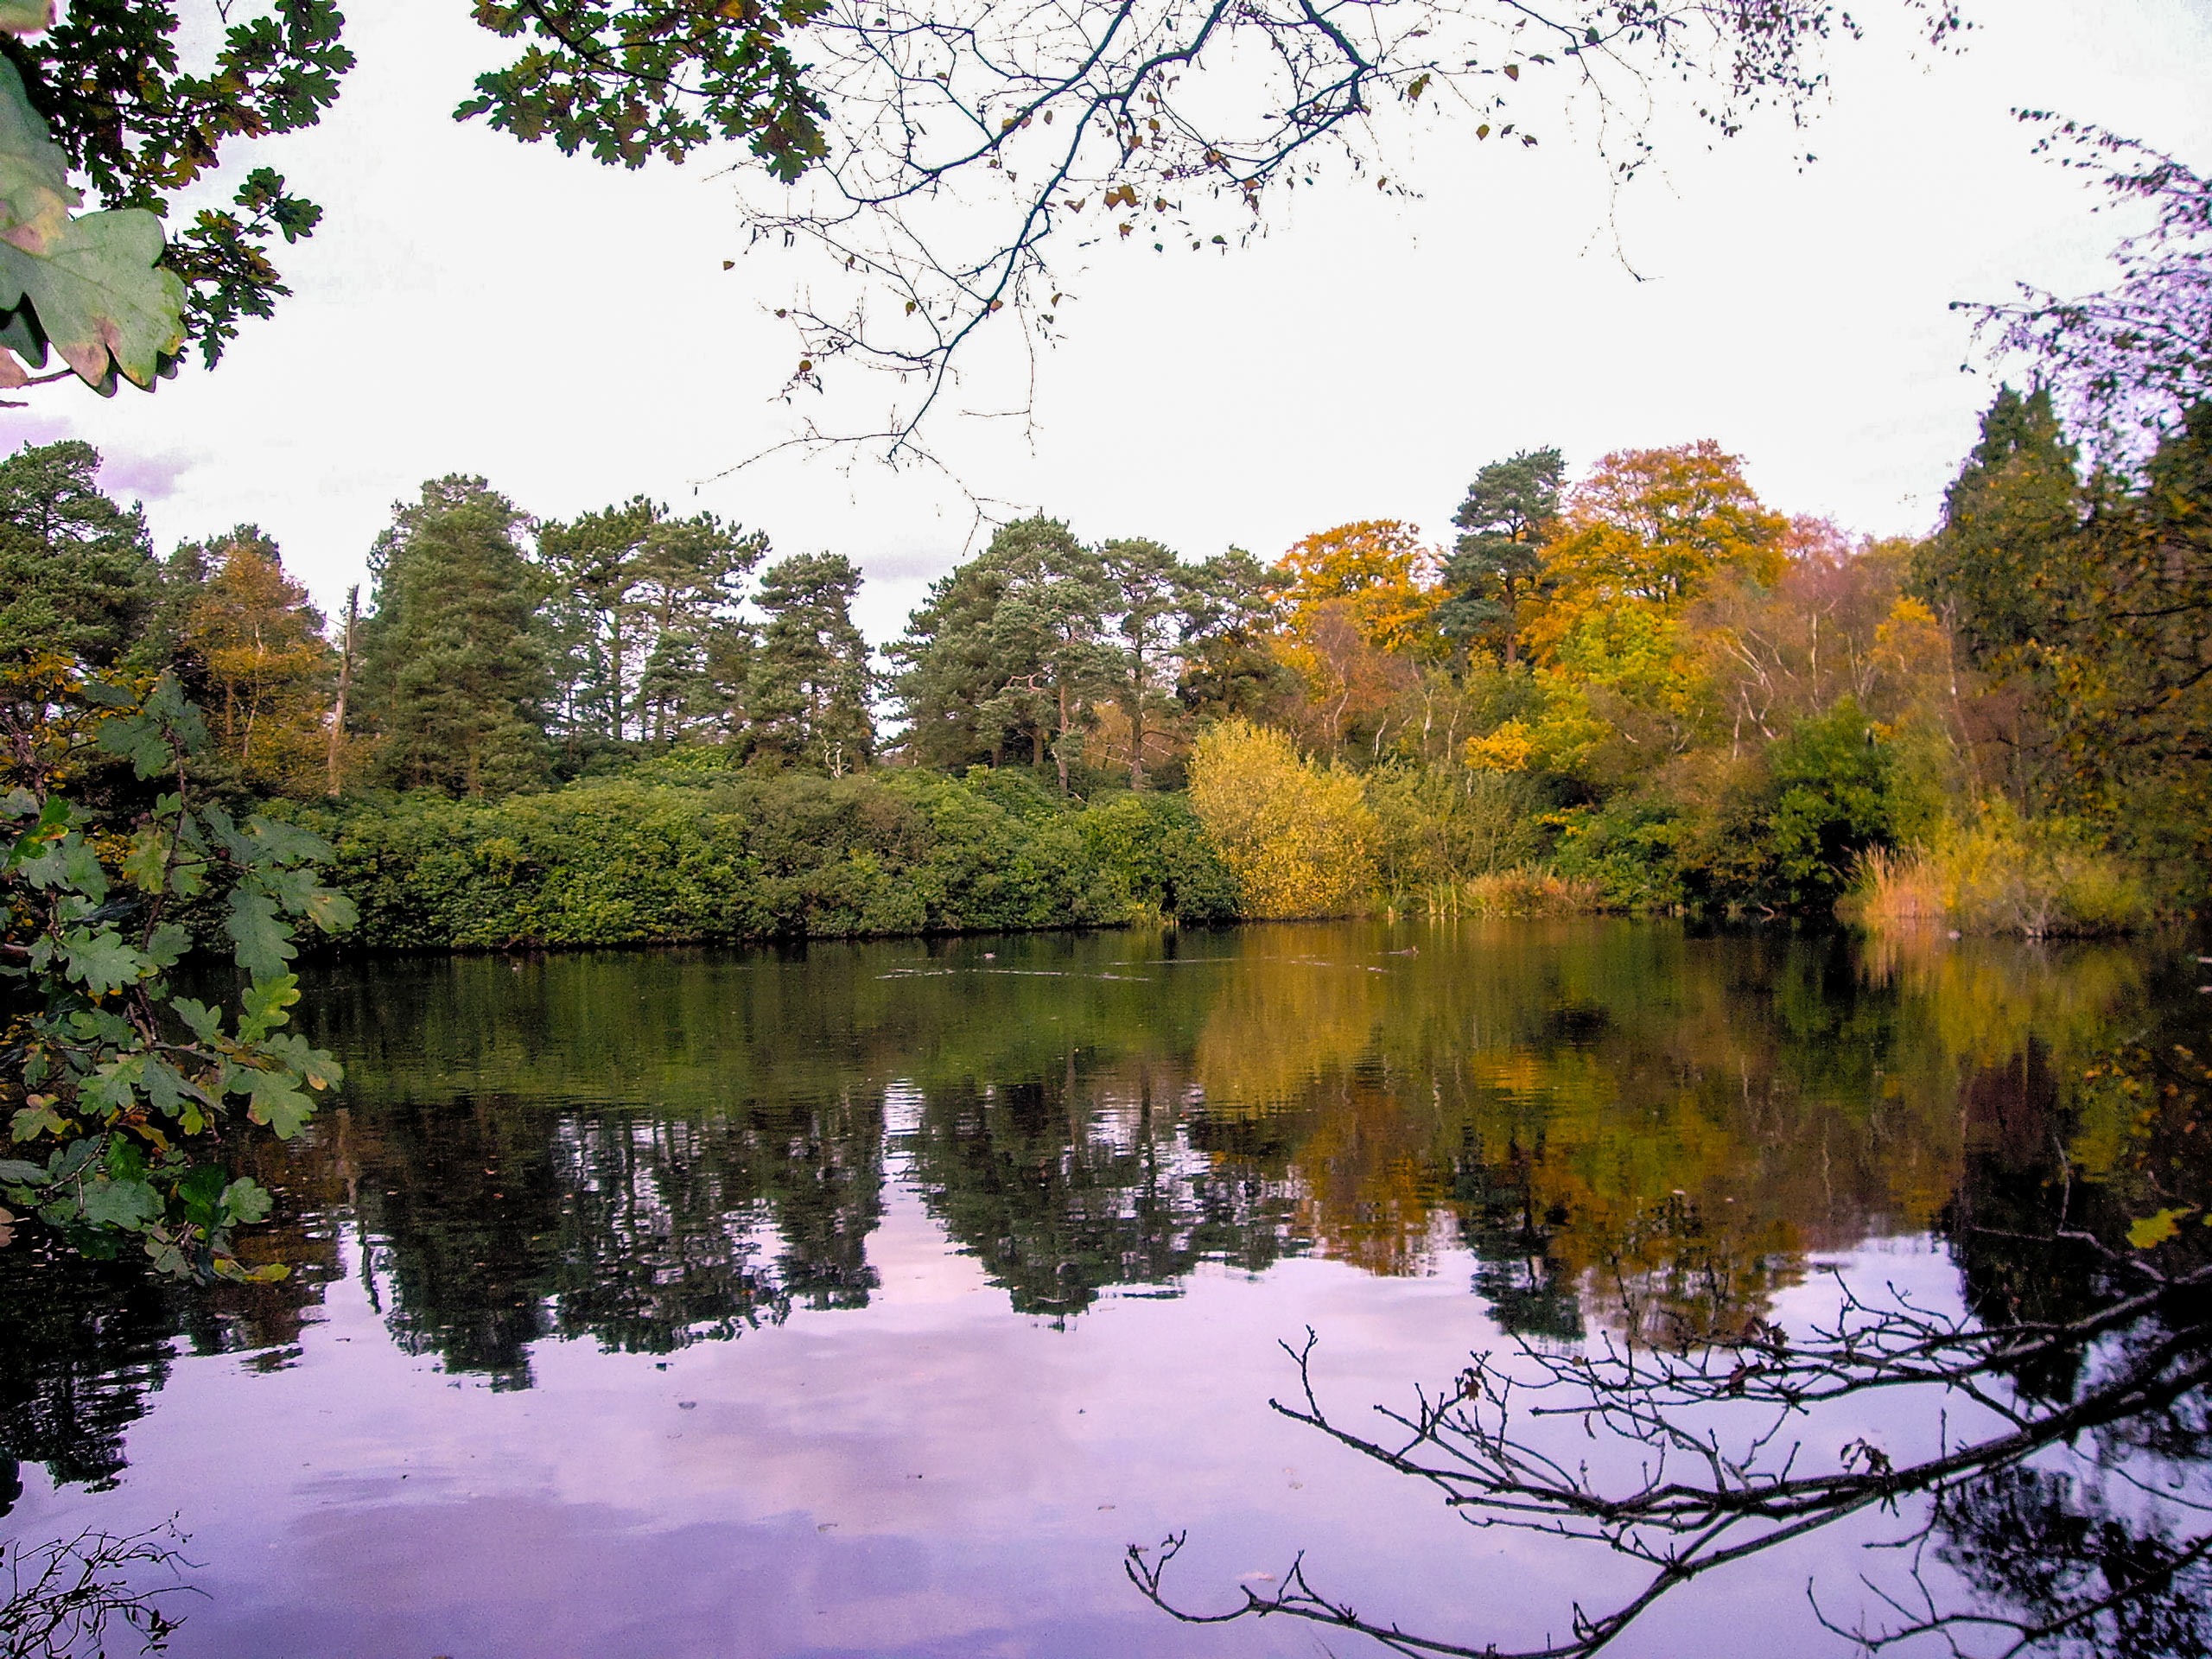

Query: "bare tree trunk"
left=1128, top=651, right=1146, bottom=790
left=1056, top=681, right=1071, bottom=795
left=326, top=585, right=358, bottom=795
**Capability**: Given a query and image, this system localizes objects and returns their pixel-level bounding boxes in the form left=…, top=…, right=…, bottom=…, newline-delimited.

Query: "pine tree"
left=973, top=518, right=1116, bottom=791
left=354, top=476, right=553, bottom=797
left=1439, top=446, right=1563, bottom=665
left=895, top=516, right=1111, bottom=782
left=746, top=552, right=874, bottom=774
left=538, top=498, right=765, bottom=748
left=1176, top=548, right=1289, bottom=722
left=1099, top=537, right=1187, bottom=787
left=0, top=440, right=158, bottom=669
left=1913, top=386, right=2084, bottom=669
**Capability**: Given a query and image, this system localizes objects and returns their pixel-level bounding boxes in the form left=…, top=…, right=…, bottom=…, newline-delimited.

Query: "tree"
left=1176, top=548, right=1288, bottom=724
left=353, top=475, right=552, bottom=797
left=1187, top=718, right=1375, bottom=918
left=1099, top=537, right=1187, bottom=788
left=982, top=518, right=1116, bottom=793
left=629, top=510, right=763, bottom=744
left=537, top=498, right=765, bottom=750
left=0, top=440, right=156, bottom=667
left=1916, top=386, right=2212, bottom=868
left=1274, top=520, right=1438, bottom=758
left=1522, top=442, right=1787, bottom=666
left=1439, top=446, right=1563, bottom=666
left=893, top=515, right=1115, bottom=788
left=174, top=527, right=335, bottom=797
left=746, top=551, right=874, bottom=775
left=1276, top=519, right=1438, bottom=657
left=1914, top=385, right=2084, bottom=671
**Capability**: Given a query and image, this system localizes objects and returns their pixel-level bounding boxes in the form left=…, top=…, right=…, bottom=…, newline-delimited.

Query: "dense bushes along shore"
left=299, top=732, right=2157, bottom=949
left=302, top=769, right=1241, bottom=948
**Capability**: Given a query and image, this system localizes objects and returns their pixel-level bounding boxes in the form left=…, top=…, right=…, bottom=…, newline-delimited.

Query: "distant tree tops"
left=3, top=388, right=2201, bottom=887
left=891, top=516, right=1285, bottom=791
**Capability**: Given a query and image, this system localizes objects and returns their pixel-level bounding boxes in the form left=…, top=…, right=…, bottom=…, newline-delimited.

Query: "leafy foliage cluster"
left=309, top=766, right=1236, bottom=948
left=0, top=659, right=353, bottom=1281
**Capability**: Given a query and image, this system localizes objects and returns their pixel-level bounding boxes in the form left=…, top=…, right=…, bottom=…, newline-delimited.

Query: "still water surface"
left=3, top=920, right=2204, bottom=1656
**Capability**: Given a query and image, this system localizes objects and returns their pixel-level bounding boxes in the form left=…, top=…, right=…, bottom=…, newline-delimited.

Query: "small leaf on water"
left=2127, top=1207, right=2192, bottom=1249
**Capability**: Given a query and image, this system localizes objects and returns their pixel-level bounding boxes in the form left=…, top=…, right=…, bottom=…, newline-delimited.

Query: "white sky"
left=6, top=0, right=2209, bottom=645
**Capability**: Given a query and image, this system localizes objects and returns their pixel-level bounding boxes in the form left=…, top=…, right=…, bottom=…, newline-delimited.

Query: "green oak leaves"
left=0, top=6, right=186, bottom=397
left=1, top=658, right=356, bottom=1281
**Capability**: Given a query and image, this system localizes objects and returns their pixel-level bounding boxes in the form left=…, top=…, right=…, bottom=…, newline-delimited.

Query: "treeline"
left=3, top=389, right=2202, bottom=943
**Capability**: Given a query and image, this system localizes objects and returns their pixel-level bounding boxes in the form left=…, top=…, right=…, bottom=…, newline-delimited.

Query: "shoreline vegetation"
left=6, top=399, right=2202, bottom=954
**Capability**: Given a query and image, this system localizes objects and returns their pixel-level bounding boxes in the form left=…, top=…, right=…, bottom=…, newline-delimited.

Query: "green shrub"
left=316, top=771, right=1243, bottom=949
left=1078, top=791, right=1242, bottom=923
left=1547, top=796, right=1686, bottom=911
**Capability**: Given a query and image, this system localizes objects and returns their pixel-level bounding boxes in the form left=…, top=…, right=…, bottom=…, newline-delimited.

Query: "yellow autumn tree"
left=181, top=531, right=337, bottom=796
left=1188, top=718, right=1376, bottom=918
left=1275, top=518, right=1441, bottom=655
left=1272, top=519, right=1442, bottom=755
left=1521, top=442, right=1788, bottom=664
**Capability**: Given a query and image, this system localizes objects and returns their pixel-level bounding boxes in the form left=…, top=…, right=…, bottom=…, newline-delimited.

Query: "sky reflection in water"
left=2, top=919, right=2202, bottom=1657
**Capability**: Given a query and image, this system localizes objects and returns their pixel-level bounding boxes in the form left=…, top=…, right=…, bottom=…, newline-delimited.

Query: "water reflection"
left=0, top=920, right=2202, bottom=1656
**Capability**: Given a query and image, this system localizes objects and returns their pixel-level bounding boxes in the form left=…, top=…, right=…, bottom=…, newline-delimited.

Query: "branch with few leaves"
left=1129, top=1237, right=2212, bottom=1659
left=467, top=1, right=1965, bottom=460
left=1957, top=115, right=2211, bottom=467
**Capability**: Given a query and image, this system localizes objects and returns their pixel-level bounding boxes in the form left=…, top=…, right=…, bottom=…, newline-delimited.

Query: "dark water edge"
left=3, top=918, right=2207, bottom=1657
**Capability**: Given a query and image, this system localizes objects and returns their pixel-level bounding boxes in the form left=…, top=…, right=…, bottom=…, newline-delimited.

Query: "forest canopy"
left=1, top=352, right=2200, bottom=948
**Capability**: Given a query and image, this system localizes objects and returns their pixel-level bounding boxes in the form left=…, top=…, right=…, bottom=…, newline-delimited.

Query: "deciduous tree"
left=175, top=527, right=335, bottom=797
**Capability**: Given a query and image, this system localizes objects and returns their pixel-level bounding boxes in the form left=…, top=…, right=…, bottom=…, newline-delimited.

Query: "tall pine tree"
left=1439, top=446, right=1563, bottom=666
left=355, top=477, right=552, bottom=797
left=0, top=440, right=158, bottom=669
left=747, top=552, right=874, bottom=774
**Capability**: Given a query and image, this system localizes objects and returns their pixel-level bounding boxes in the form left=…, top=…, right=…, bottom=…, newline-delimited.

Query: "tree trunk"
left=1055, top=681, right=1071, bottom=795
left=326, top=585, right=358, bottom=795
left=1128, top=653, right=1145, bottom=790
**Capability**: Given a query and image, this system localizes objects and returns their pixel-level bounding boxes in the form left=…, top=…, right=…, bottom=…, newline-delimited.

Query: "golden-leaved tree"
left=1484, top=442, right=1789, bottom=787
left=1273, top=520, right=1441, bottom=756
left=1188, top=719, right=1375, bottom=918
left=180, top=531, right=337, bottom=796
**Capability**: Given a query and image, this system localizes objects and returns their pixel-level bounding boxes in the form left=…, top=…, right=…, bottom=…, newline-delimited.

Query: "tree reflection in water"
left=0, top=924, right=2202, bottom=1656
left=1131, top=951, right=2212, bottom=1659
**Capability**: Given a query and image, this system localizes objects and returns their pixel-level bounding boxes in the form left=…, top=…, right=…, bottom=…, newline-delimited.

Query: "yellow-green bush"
left=1189, top=719, right=1376, bottom=918
left=1844, top=804, right=2152, bottom=938
left=1425, top=868, right=1607, bottom=919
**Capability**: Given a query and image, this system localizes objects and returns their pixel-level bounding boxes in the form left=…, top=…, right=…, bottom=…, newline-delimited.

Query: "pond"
left=3, top=920, right=2207, bottom=1657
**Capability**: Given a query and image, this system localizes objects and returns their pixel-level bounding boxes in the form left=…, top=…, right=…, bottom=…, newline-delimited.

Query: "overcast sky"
left=7, top=0, right=2209, bottom=643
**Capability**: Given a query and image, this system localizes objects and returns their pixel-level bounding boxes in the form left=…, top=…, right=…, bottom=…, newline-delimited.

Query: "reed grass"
left=1842, top=810, right=2152, bottom=938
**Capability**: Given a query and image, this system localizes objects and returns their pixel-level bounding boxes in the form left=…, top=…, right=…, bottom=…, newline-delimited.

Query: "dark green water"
left=2, top=921, right=2205, bottom=1656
